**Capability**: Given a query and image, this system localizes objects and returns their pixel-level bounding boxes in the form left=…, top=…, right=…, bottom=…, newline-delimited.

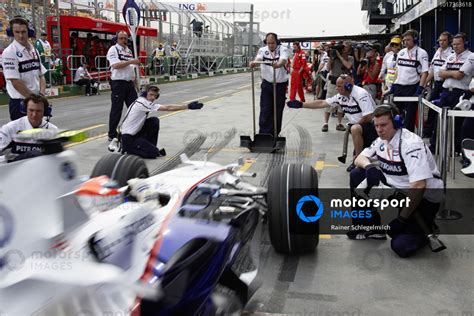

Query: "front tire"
left=91, top=153, right=149, bottom=187
left=267, top=163, right=319, bottom=254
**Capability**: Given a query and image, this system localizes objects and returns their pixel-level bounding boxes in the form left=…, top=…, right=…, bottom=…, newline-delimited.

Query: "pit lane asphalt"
left=0, top=72, right=252, bottom=130
left=2, top=72, right=472, bottom=315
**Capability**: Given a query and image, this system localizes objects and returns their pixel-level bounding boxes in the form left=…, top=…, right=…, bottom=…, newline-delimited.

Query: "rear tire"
left=267, top=163, right=319, bottom=254
left=91, top=153, right=149, bottom=187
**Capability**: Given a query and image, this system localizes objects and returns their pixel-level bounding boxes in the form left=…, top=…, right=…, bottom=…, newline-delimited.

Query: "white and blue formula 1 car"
left=0, top=130, right=319, bottom=315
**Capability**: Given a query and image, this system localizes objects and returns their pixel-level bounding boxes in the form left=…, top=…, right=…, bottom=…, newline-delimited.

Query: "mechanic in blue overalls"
left=106, top=30, right=141, bottom=149
left=112, top=84, right=204, bottom=158
left=349, top=105, right=443, bottom=258
left=249, top=32, right=289, bottom=136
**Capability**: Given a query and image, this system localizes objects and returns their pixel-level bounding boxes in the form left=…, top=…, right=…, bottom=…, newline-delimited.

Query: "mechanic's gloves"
left=415, top=85, right=424, bottom=96
left=365, top=164, right=383, bottom=188
left=187, top=101, right=204, bottom=110
left=387, top=216, right=408, bottom=238
left=287, top=100, right=303, bottom=108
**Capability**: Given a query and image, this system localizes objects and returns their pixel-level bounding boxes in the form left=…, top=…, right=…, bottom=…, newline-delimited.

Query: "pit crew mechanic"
left=391, top=29, right=429, bottom=132
left=350, top=105, right=443, bottom=258
left=430, top=32, right=474, bottom=154
left=423, top=31, right=453, bottom=138
left=2, top=16, right=47, bottom=121
left=114, top=85, right=204, bottom=159
left=0, top=94, right=57, bottom=163
left=249, top=32, right=289, bottom=136
left=287, top=74, right=378, bottom=171
left=106, top=30, right=141, bottom=147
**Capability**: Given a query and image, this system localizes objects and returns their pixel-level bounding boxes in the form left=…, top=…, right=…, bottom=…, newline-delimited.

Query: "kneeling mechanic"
left=109, top=84, right=204, bottom=158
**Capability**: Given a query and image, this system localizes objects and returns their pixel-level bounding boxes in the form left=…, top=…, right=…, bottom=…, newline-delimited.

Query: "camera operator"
left=352, top=43, right=365, bottom=86
left=357, top=44, right=382, bottom=101
left=323, top=41, right=354, bottom=132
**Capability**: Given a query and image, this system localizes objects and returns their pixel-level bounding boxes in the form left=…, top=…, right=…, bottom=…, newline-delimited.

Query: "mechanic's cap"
left=390, top=37, right=402, bottom=44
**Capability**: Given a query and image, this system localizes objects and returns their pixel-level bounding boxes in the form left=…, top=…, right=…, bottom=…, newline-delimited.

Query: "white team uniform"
left=106, top=44, right=136, bottom=81
left=394, top=46, right=429, bottom=85
left=325, top=85, right=375, bottom=124
left=360, top=129, right=443, bottom=202
left=74, top=66, right=90, bottom=82
left=255, top=45, right=289, bottom=83
left=2, top=40, right=47, bottom=99
left=120, top=97, right=161, bottom=136
left=430, top=47, right=453, bottom=82
left=0, top=116, right=57, bottom=157
left=441, top=50, right=474, bottom=90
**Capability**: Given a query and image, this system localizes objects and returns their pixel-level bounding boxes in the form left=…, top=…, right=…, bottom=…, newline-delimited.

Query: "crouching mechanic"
left=350, top=105, right=443, bottom=258
left=0, top=94, right=57, bottom=162
left=111, top=85, right=204, bottom=158
left=287, top=74, right=378, bottom=171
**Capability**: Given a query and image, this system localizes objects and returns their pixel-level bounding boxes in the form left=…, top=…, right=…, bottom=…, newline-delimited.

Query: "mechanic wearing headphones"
left=349, top=105, right=443, bottom=258
left=287, top=74, right=377, bottom=172
left=430, top=33, right=473, bottom=154
left=249, top=32, right=289, bottom=136
left=110, top=85, right=204, bottom=159
left=0, top=94, right=56, bottom=162
left=106, top=30, right=141, bottom=149
left=2, top=16, right=47, bottom=121
left=423, top=31, right=453, bottom=138
left=391, top=29, right=429, bottom=132
left=289, top=41, right=306, bottom=103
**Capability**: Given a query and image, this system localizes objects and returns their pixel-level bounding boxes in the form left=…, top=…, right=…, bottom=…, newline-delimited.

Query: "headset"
left=403, top=29, right=420, bottom=46
left=140, top=84, right=160, bottom=99
left=339, top=74, right=353, bottom=92
left=454, top=32, right=470, bottom=50
left=439, top=31, right=453, bottom=45
left=263, top=32, right=280, bottom=45
left=20, top=95, right=52, bottom=117
left=377, top=104, right=404, bottom=129
left=6, top=16, right=36, bottom=38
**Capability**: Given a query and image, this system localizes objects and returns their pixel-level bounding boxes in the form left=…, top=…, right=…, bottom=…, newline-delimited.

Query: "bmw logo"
left=16, top=51, right=23, bottom=58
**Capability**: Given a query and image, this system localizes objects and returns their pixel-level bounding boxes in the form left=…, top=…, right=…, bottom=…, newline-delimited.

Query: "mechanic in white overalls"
left=2, top=16, right=47, bottom=120
left=0, top=94, right=57, bottom=162
left=287, top=74, right=378, bottom=172
left=349, top=105, right=443, bottom=258
left=111, top=85, right=204, bottom=158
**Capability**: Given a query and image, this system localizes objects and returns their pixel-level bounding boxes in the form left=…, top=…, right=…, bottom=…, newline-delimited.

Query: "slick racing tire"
left=91, top=153, right=149, bottom=187
left=267, top=163, right=319, bottom=254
